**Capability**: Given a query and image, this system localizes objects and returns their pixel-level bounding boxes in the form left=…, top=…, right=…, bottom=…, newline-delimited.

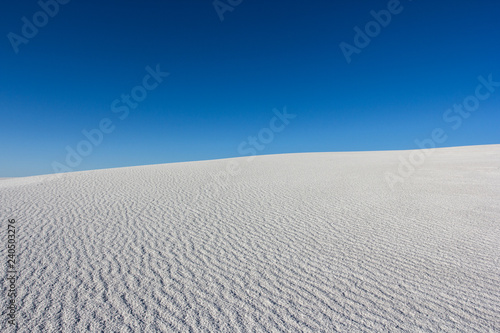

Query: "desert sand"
left=1, top=145, right=499, bottom=332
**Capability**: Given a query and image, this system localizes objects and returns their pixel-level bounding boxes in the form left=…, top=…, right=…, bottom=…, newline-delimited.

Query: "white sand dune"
left=1, top=145, right=499, bottom=332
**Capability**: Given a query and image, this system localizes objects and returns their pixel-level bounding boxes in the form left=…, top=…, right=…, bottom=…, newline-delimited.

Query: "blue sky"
left=1, top=0, right=499, bottom=177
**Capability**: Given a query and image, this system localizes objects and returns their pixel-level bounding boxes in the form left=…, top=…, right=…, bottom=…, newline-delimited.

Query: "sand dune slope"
left=1, top=145, right=499, bottom=332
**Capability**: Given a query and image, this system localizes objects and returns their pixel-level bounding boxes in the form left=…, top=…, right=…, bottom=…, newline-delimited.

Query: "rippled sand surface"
left=1, top=145, right=499, bottom=332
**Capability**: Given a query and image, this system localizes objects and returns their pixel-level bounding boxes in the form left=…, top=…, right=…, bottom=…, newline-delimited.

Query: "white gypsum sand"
left=1, top=144, right=499, bottom=332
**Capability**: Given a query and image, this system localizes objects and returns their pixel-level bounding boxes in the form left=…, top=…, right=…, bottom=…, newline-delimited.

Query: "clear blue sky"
left=1, top=0, right=499, bottom=177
